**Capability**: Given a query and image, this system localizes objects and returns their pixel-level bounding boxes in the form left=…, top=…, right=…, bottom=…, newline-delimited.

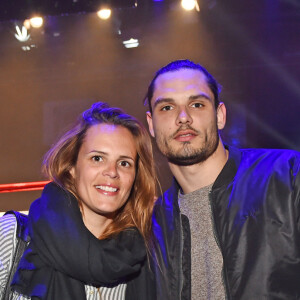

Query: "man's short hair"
left=144, top=59, right=221, bottom=113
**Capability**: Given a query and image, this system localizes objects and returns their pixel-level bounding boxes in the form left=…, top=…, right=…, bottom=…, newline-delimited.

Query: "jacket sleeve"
left=292, top=154, right=300, bottom=232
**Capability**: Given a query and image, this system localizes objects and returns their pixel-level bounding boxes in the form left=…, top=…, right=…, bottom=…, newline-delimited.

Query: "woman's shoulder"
left=0, top=213, right=18, bottom=241
left=116, top=228, right=145, bottom=250
left=0, top=213, right=18, bottom=261
left=0, top=213, right=18, bottom=298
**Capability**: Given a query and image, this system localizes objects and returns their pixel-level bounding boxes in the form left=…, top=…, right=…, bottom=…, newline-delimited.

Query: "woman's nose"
left=102, top=163, right=119, bottom=178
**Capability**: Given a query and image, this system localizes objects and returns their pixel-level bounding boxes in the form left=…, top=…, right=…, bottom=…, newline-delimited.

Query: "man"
left=145, top=59, right=300, bottom=300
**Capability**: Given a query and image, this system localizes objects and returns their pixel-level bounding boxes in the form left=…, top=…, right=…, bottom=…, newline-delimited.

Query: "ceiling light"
left=30, top=17, right=44, bottom=28
left=97, top=8, right=112, bottom=20
left=181, top=0, right=199, bottom=11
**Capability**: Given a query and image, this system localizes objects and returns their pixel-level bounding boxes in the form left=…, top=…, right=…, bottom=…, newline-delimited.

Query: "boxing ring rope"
left=0, top=181, right=50, bottom=193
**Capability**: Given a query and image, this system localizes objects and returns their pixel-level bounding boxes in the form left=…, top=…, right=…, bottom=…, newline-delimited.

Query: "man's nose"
left=176, top=107, right=192, bottom=125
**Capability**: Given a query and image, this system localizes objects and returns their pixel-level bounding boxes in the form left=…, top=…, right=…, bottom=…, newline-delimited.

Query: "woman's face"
left=70, top=123, right=137, bottom=229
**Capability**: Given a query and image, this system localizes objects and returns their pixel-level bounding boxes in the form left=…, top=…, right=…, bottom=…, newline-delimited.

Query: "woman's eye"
left=191, top=103, right=203, bottom=108
left=92, top=156, right=103, bottom=162
left=119, top=161, right=130, bottom=167
left=161, top=105, right=173, bottom=111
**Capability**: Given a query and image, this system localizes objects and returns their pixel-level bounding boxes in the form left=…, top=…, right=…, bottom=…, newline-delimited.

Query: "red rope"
left=0, top=181, right=51, bottom=193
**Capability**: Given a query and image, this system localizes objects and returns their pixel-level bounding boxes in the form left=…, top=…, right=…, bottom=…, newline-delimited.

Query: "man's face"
left=147, top=69, right=225, bottom=166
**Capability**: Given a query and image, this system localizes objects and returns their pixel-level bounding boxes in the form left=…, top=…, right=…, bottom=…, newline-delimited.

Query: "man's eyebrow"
left=189, top=93, right=212, bottom=102
left=153, top=93, right=213, bottom=109
left=153, top=98, right=175, bottom=109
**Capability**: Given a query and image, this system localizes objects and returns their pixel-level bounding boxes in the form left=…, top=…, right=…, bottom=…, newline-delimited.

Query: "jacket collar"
left=212, top=145, right=241, bottom=190
left=168, top=145, right=241, bottom=195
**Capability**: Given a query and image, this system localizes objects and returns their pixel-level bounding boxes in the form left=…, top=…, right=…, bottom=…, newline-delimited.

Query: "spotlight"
left=14, top=26, right=30, bottom=42
left=97, top=8, right=112, bottom=20
left=123, top=38, right=139, bottom=48
left=30, top=16, right=44, bottom=28
left=23, top=19, right=31, bottom=30
left=22, top=46, right=31, bottom=51
left=181, top=0, right=199, bottom=11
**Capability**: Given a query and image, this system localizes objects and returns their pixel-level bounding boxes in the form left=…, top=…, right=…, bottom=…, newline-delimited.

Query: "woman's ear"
left=69, top=166, right=75, bottom=178
left=217, top=102, right=226, bottom=130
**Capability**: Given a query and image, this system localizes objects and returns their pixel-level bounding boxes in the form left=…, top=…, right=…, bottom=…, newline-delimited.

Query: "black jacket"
left=152, top=146, right=300, bottom=300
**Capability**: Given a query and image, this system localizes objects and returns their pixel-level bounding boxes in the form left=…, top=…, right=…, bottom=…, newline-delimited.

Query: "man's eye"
left=191, top=103, right=203, bottom=108
left=92, top=156, right=103, bottom=162
left=161, top=105, right=173, bottom=111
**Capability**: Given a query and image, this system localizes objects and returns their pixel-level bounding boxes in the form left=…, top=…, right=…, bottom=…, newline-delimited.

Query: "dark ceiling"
left=2, top=0, right=299, bottom=21
left=0, top=0, right=137, bottom=21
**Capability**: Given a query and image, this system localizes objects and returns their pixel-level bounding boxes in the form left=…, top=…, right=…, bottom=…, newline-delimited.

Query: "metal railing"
left=0, top=181, right=50, bottom=193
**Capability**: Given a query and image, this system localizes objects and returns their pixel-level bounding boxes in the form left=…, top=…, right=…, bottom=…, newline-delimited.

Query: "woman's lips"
left=95, top=184, right=118, bottom=195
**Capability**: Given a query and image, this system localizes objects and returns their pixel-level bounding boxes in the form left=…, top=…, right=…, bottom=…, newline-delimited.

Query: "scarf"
left=11, top=182, right=146, bottom=299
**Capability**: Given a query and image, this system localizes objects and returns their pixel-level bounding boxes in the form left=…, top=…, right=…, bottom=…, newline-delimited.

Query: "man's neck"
left=169, top=140, right=228, bottom=194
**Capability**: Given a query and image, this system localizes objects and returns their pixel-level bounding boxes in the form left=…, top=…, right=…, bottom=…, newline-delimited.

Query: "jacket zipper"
left=208, top=190, right=230, bottom=300
left=178, top=213, right=183, bottom=300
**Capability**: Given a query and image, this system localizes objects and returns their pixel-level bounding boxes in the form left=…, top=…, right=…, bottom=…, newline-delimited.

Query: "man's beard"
left=156, top=122, right=219, bottom=166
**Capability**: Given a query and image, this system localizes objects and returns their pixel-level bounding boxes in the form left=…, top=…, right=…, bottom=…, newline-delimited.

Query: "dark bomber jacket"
left=152, top=146, right=300, bottom=300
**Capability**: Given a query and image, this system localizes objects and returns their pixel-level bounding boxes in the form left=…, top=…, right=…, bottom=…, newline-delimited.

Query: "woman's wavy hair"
left=42, top=102, right=157, bottom=247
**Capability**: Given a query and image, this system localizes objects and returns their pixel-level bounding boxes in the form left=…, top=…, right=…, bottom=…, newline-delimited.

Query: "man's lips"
left=174, top=130, right=197, bottom=142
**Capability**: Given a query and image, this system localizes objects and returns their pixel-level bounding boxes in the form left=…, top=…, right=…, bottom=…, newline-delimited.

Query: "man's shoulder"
left=213, top=146, right=300, bottom=189
left=153, top=180, right=179, bottom=218
left=235, top=147, right=300, bottom=177
left=240, top=147, right=300, bottom=155
left=239, top=147, right=300, bottom=163
left=156, top=180, right=178, bottom=203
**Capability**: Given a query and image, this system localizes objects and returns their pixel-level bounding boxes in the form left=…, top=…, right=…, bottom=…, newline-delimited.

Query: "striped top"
left=0, top=214, right=126, bottom=300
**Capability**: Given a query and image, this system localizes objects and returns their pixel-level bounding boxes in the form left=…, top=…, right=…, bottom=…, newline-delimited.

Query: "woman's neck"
left=81, top=210, right=113, bottom=238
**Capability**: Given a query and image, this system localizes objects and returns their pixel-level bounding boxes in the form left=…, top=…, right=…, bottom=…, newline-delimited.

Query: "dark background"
left=0, top=0, right=299, bottom=211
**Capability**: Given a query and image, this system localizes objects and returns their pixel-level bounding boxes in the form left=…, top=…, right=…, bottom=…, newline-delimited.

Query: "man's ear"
left=146, top=111, right=155, bottom=137
left=217, top=102, right=226, bottom=130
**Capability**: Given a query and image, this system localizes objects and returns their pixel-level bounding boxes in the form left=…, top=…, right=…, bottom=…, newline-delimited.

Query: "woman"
left=0, top=102, right=157, bottom=300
